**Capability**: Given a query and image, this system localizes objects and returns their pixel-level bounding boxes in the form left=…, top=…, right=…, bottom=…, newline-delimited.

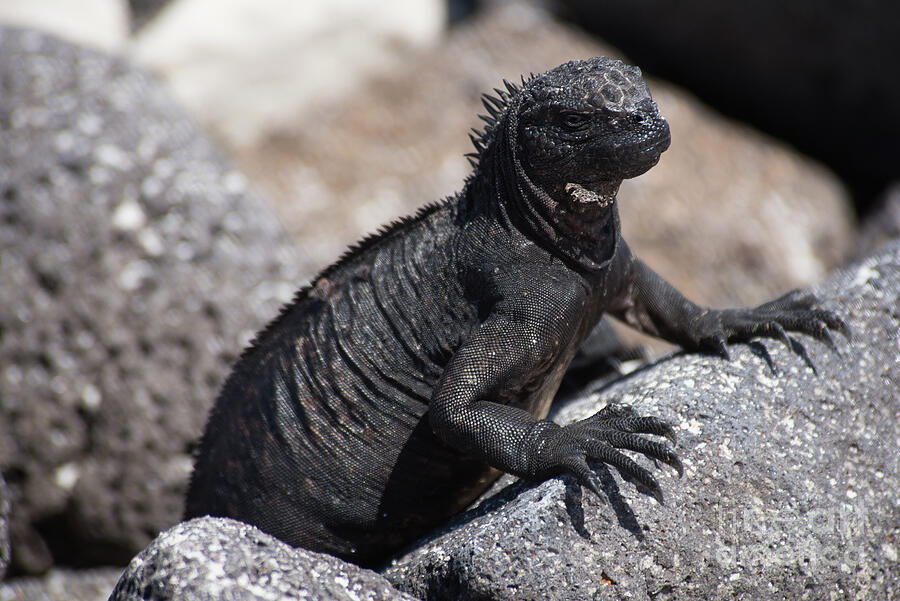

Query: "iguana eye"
left=561, top=112, right=588, bottom=130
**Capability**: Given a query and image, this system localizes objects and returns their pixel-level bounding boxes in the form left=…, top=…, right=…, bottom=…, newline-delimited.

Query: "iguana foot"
left=690, top=290, right=850, bottom=360
left=530, top=404, right=681, bottom=503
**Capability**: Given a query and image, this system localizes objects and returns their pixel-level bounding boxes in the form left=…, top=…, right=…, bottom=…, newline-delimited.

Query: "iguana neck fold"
left=468, top=95, right=621, bottom=275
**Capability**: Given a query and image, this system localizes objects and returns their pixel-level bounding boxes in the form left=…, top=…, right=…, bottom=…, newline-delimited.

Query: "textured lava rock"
left=109, top=518, right=418, bottom=601
left=0, top=26, right=309, bottom=573
left=856, top=182, right=900, bottom=259
left=0, top=474, right=9, bottom=580
left=0, top=568, right=122, bottom=601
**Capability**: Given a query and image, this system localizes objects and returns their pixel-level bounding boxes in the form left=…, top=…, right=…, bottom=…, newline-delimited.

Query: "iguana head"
left=470, top=57, right=669, bottom=262
left=516, top=57, right=669, bottom=207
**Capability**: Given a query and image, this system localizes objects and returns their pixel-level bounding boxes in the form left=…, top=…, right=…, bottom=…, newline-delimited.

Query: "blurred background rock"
left=0, top=0, right=895, bottom=597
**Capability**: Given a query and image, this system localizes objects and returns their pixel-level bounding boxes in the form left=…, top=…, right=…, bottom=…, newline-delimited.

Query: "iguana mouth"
left=565, top=181, right=618, bottom=208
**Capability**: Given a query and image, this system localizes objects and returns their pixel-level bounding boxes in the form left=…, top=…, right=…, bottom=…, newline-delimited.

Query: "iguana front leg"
left=430, top=305, right=682, bottom=502
left=612, top=251, right=850, bottom=359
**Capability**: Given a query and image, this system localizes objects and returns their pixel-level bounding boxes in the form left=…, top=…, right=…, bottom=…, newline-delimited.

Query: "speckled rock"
left=856, top=182, right=900, bottom=259
left=109, top=518, right=418, bottom=601
left=384, top=241, right=900, bottom=600
left=0, top=568, right=122, bottom=601
left=0, top=474, right=9, bottom=580
left=0, top=26, right=309, bottom=573
left=236, top=1, right=855, bottom=313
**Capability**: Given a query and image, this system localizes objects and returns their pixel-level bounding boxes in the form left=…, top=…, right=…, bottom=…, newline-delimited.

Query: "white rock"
left=130, top=0, right=446, bottom=147
left=0, top=0, right=128, bottom=52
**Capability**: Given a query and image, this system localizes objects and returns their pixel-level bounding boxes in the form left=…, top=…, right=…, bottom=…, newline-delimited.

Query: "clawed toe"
left=702, top=295, right=849, bottom=366
left=561, top=455, right=603, bottom=497
left=583, top=440, right=666, bottom=503
left=553, top=409, right=681, bottom=503
left=602, top=414, right=678, bottom=445
left=767, top=322, right=792, bottom=349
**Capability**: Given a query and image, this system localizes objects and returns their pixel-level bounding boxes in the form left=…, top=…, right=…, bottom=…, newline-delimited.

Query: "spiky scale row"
left=481, top=94, right=504, bottom=118
left=504, top=78, right=521, bottom=96
left=465, top=80, right=527, bottom=165
left=469, top=131, right=487, bottom=153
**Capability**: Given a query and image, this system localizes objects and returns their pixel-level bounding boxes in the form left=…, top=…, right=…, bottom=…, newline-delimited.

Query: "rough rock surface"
left=235, top=2, right=856, bottom=331
left=109, top=518, right=418, bottom=601
left=0, top=475, right=8, bottom=580
left=554, top=0, right=900, bottom=207
left=383, top=241, right=900, bottom=600
left=856, top=183, right=900, bottom=259
left=0, top=568, right=121, bottom=601
left=0, top=26, right=309, bottom=573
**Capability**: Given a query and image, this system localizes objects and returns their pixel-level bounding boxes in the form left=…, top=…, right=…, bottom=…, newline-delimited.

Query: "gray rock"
left=856, top=183, right=900, bottom=259
left=384, top=241, right=900, bottom=599
left=109, top=517, right=418, bottom=601
left=0, top=568, right=122, bottom=601
left=0, top=474, right=8, bottom=580
left=0, top=26, right=309, bottom=573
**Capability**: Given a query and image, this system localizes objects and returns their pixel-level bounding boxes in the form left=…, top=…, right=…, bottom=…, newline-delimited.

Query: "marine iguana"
left=185, top=57, right=847, bottom=566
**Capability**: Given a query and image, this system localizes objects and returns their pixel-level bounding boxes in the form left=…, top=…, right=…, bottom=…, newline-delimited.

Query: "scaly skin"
left=185, top=57, right=847, bottom=566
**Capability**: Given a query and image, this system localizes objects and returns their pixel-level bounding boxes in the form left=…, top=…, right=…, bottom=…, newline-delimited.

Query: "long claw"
left=550, top=408, right=680, bottom=504
left=585, top=443, right=665, bottom=502
left=713, top=336, right=730, bottom=360
left=566, top=456, right=602, bottom=497
left=817, top=326, right=837, bottom=350
left=747, top=340, right=778, bottom=375
left=606, top=416, right=677, bottom=444
left=821, top=314, right=853, bottom=341
left=789, top=338, right=818, bottom=374
left=641, top=417, right=677, bottom=445
left=803, top=307, right=848, bottom=336
left=649, top=482, right=665, bottom=505
left=598, top=432, right=682, bottom=475
left=770, top=322, right=792, bottom=349
left=837, top=319, right=853, bottom=341
left=660, top=422, right=677, bottom=446
left=668, top=453, right=684, bottom=478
